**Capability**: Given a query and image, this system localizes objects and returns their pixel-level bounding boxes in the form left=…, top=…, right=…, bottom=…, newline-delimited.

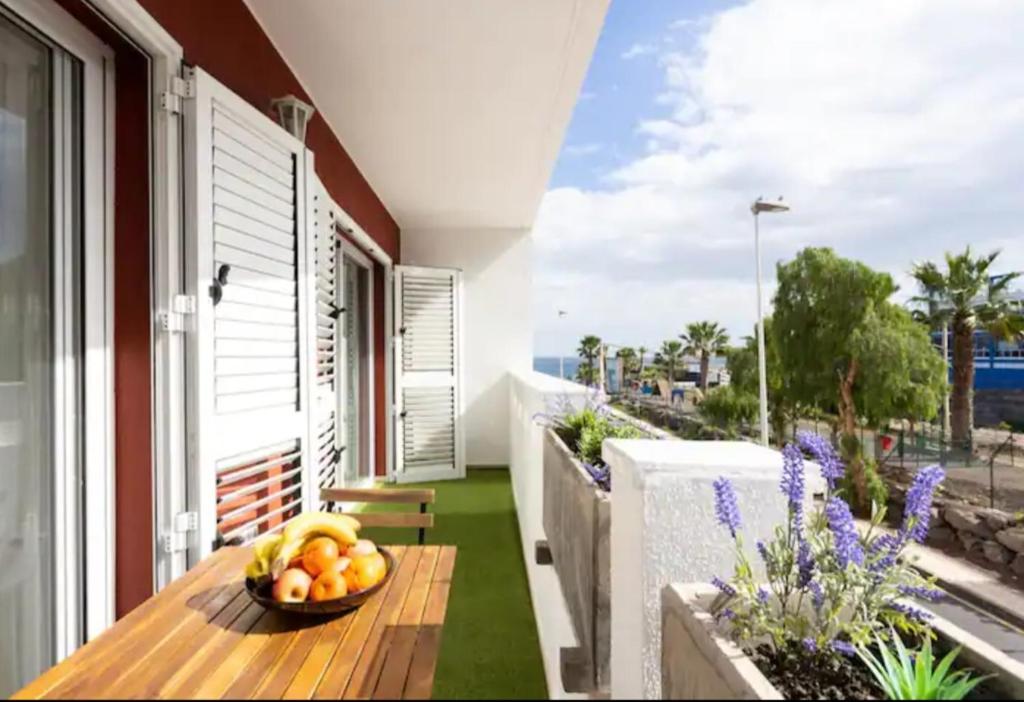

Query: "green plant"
left=699, top=386, right=758, bottom=430
left=837, top=457, right=889, bottom=513
left=856, top=632, right=990, bottom=700
left=576, top=416, right=643, bottom=466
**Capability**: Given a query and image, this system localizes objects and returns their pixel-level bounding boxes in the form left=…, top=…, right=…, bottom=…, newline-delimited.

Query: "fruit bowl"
left=245, top=546, right=396, bottom=615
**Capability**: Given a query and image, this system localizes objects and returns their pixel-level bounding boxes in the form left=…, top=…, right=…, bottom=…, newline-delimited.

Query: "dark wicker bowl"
left=245, top=546, right=396, bottom=615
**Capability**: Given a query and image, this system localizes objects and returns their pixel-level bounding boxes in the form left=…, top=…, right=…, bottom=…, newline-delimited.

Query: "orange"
left=342, top=565, right=361, bottom=593
left=302, top=536, right=340, bottom=577
left=349, top=552, right=387, bottom=591
left=309, top=570, right=348, bottom=602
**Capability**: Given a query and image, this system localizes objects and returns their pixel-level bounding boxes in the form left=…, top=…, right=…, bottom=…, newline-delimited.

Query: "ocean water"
left=533, top=356, right=580, bottom=380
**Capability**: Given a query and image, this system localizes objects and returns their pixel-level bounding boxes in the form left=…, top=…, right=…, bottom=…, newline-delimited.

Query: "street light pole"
left=754, top=212, right=769, bottom=446
left=751, top=197, right=790, bottom=447
left=558, top=309, right=568, bottom=380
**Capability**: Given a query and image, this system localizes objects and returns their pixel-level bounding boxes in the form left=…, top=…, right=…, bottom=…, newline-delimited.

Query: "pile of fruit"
left=245, top=512, right=388, bottom=603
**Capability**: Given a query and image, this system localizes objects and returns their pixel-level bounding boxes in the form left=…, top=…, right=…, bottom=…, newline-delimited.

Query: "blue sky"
left=533, top=0, right=1024, bottom=357
left=550, top=0, right=737, bottom=192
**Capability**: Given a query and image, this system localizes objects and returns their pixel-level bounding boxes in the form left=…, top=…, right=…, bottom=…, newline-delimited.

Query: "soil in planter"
left=750, top=642, right=884, bottom=700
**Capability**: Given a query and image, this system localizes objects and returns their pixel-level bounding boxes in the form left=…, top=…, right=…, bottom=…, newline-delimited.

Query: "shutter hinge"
left=161, top=511, right=198, bottom=554
left=160, top=294, right=197, bottom=333
left=160, top=73, right=196, bottom=114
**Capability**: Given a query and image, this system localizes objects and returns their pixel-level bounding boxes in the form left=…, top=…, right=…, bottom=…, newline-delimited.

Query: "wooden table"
left=14, top=545, right=456, bottom=700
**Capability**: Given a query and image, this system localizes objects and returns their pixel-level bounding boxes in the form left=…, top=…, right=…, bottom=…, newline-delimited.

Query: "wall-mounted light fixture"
left=271, top=94, right=315, bottom=143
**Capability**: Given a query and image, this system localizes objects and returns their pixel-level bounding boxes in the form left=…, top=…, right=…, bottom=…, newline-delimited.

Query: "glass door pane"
left=340, top=256, right=371, bottom=485
left=0, top=11, right=82, bottom=696
left=0, top=13, right=54, bottom=696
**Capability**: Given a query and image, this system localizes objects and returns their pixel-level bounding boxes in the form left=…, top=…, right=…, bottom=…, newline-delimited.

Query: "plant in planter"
left=707, top=430, right=983, bottom=699
left=537, top=393, right=645, bottom=491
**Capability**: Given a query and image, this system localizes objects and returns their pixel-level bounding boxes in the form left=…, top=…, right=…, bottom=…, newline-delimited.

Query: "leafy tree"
left=656, top=340, right=685, bottom=404
left=681, top=321, right=730, bottom=392
left=576, top=334, right=602, bottom=386
left=773, top=248, right=945, bottom=512
left=910, top=248, right=1023, bottom=446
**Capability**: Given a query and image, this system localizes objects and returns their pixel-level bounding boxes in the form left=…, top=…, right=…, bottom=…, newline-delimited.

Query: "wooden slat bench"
left=323, top=487, right=436, bottom=545
left=13, top=544, right=456, bottom=700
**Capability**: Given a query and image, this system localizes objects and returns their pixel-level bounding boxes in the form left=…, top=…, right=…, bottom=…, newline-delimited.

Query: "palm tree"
left=680, top=321, right=730, bottom=393
left=576, top=334, right=602, bottom=386
left=616, top=347, right=638, bottom=388
left=637, top=346, right=648, bottom=377
left=911, top=248, right=1023, bottom=446
left=658, top=340, right=685, bottom=405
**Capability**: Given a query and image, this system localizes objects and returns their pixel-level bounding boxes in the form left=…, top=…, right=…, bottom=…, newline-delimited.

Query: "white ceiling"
left=244, top=0, right=608, bottom=230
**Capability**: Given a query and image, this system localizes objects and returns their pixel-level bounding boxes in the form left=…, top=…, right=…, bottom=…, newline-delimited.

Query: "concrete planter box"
left=542, top=428, right=611, bottom=693
left=662, top=583, right=1024, bottom=700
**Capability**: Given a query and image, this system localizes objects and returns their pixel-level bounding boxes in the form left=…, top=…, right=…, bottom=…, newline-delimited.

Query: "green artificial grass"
left=360, top=468, right=548, bottom=700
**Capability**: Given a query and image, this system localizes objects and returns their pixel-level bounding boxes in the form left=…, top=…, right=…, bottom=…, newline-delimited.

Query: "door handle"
left=329, top=305, right=345, bottom=320
left=210, top=264, right=231, bottom=306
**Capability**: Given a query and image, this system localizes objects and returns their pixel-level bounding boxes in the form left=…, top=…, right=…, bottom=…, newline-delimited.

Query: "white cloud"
left=562, top=142, right=604, bottom=157
left=621, top=42, right=657, bottom=60
left=534, top=0, right=1024, bottom=356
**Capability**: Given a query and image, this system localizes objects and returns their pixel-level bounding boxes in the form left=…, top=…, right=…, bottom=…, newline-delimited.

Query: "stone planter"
left=542, top=428, right=611, bottom=693
left=662, top=583, right=1024, bottom=700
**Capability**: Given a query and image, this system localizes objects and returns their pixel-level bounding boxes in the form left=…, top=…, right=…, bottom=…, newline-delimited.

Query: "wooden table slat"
left=14, top=545, right=454, bottom=701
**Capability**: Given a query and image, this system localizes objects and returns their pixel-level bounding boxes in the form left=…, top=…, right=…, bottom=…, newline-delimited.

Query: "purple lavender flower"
left=797, top=430, right=845, bottom=489
left=780, top=444, right=806, bottom=535
left=780, top=444, right=806, bottom=509
left=825, top=497, right=864, bottom=567
left=868, top=533, right=900, bottom=573
left=802, top=638, right=818, bottom=653
left=888, top=601, right=934, bottom=622
left=830, top=640, right=856, bottom=657
left=901, top=464, right=945, bottom=543
left=711, top=576, right=736, bottom=598
left=717, top=608, right=736, bottom=622
left=809, top=580, right=825, bottom=611
left=713, top=477, right=742, bottom=538
left=757, top=587, right=770, bottom=605
left=898, top=584, right=944, bottom=602
left=582, top=463, right=611, bottom=492
left=797, top=538, right=815, bottom=587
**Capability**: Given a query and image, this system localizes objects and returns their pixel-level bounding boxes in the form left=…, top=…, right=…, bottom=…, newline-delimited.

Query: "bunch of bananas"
left=244, top=512, right=361, bottom=581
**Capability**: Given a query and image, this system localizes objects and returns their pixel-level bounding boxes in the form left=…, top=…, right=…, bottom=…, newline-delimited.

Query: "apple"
left=346, top=539, right=376, bottom=559
left=331, top=557, right=352, bottom=575
left=272, top=568, right=312, bottom=603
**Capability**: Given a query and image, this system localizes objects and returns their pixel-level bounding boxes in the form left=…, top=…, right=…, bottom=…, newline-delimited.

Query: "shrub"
left=699, top=386, right=759, bottom=430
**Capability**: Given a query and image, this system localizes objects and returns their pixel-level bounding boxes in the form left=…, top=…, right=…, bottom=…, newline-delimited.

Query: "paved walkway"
left=906, top=540, right=1024, bottom=663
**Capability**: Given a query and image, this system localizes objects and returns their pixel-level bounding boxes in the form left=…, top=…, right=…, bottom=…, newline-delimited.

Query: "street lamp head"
left=751, top=197, right=790, bottom=215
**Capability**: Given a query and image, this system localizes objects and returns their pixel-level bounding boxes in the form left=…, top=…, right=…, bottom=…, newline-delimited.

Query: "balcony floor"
left=361, top=468, right=548, bottom=699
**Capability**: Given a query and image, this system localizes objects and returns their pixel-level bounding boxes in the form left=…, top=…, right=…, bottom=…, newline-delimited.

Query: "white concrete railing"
left=508, top=370, right=592, bottom=699
left=603, top=439, right=824, bottom=699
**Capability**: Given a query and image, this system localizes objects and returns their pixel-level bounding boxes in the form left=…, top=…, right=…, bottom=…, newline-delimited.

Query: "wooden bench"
left=321, top=487, right=436, bottom=545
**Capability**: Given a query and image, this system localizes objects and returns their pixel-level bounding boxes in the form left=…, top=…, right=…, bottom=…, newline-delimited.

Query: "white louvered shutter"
left=394, top=266, right=464, bottom=482
left=311, top=177, right=341, bottom=506
left=184, top=67, right=316, bottom=559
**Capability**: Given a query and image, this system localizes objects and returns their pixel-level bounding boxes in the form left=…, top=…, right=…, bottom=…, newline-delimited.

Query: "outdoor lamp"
left=751, top=196, right=790, bottom=446
left=271, top=94, right=316, bottom=143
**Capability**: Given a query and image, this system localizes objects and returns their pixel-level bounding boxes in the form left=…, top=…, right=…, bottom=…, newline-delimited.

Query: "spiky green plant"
left=855, top=632, right=991, bottom=700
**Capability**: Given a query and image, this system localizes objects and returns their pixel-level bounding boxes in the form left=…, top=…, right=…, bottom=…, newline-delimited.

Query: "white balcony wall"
left=509, top=370, right=592, bottom=699
left=402, top=227, right=532, bottom=466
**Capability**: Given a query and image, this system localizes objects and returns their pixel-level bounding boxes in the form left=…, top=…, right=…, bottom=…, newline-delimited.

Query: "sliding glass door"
left=0, top=1, right=110, bottom=694
left=339, top=247, right=374, bottom=486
